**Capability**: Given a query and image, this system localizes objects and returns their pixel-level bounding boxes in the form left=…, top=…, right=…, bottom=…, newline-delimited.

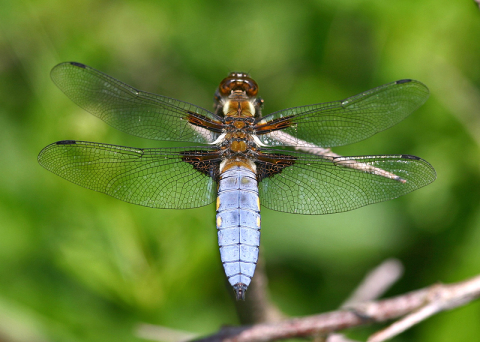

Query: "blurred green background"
left=1, top=0, right=480, bottom=341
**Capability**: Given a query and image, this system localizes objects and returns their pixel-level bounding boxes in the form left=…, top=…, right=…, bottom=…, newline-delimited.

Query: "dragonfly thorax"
left=217, top=117, right=259, bottom=173
left=222, top=98, right=256, bottom=118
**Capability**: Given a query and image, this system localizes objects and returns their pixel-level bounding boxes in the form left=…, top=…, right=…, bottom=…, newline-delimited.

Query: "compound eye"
left=218, top=73, right=258, bottom=96
left=243, top=79, right=258, bottom=96
left=219, top=79, right=236, bottom=95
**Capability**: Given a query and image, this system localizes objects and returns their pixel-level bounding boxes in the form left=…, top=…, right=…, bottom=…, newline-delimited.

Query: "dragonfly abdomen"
left=216, top=165, right=261, bottom=300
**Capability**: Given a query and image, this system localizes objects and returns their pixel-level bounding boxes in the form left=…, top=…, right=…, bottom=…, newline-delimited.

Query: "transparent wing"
left=257, top=79, right=429, bottom=147
left=257, top=149, right=436, bottom=214
left=38, top=141, right=217, bottom=209
left=51, top=62, right=221, bottom=144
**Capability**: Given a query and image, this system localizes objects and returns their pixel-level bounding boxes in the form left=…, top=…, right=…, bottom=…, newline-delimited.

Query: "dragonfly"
left=38, top=62, right=436, bottom=300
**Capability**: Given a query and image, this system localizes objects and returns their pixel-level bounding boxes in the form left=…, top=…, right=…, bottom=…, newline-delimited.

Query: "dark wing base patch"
left=181, top=150, right=222, bottom=180
left=255, top=152, right=297, bottom=182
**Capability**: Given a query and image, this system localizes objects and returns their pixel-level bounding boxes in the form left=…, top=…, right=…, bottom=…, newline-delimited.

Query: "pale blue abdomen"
left=216, top=165, right=261, bottom=300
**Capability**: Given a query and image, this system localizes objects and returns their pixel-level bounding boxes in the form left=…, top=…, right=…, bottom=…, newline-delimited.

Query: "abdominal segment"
left=216, top=165, right=261, bottom=300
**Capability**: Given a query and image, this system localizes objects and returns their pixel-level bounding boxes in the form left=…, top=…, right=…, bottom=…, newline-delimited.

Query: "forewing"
left=257, top=79, right=429, bottom=147
left=51, top=62, right=222, bottom=144
left=257, top=149, right=436, bottom=214
left=38, top=141, right=218, bottom=209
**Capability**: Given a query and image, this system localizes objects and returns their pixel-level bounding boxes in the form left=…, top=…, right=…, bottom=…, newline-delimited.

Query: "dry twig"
left=341, top=259, right=404, bottom=307
left=135, top=260, right=480, bottom=342
left=190, top=274, right=480, bottom=342
left=324, top=259, right=404, bottom=342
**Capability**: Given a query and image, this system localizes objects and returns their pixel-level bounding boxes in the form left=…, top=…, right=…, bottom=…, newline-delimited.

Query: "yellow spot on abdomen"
left=257, top=197, right=260, bottom=211
left=216, top=197, right=220, bottom=211
left=257, top=216, right=261, bottom=227
left=217, top=216, right=222, bottom=228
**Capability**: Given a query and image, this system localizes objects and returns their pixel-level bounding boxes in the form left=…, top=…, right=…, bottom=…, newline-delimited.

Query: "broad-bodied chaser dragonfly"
left=38, top=62, right=436, bottom=300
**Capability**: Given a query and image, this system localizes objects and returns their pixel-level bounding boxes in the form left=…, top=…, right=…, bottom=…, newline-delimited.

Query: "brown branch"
left=326, top=334, right=362, bottom=342
left=324, top=259, right=404, bottom=342
left=272, top=131, right=405, bottom=182
left=191, top=274, right=480, bottom=342
left=136, top=324, right=198, bottom=342
left=341, top=259, right=404, bottom=307
left=367, top=275, right=480, bottom=342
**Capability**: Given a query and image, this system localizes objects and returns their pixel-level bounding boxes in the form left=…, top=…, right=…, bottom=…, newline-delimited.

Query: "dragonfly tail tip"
left=233, top=283, right=247, bottom=301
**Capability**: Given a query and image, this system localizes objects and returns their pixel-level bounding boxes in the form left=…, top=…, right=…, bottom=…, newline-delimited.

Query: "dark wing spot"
left=401, top=154, right=420, bottom=160
left=70, top=62, right=86, bottom=68
left=180, top=150, right=221, bottom=180
left=56, top=140, right=77, bottom=145
left=396, top=79, right=412, bottom=84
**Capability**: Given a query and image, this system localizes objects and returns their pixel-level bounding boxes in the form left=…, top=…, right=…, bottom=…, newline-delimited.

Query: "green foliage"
left=1, top=0, right=480, bottom=341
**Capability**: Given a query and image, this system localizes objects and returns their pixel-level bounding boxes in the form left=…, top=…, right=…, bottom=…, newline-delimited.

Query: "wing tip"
left=401, top=154, right=437, bottom=183
left=395, top=79, right=430, bottom=95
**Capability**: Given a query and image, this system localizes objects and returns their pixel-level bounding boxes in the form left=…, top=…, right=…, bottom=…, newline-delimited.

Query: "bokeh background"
left=1, top=0, right=480, bottom=341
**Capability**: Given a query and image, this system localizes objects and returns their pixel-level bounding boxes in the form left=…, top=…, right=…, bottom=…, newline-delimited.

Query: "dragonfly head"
left=214, top=72, right=263, bottom=118
left=218, top=72, right=258, bottom=97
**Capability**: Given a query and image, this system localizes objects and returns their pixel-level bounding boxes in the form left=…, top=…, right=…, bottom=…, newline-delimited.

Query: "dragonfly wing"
left=257, top=79, right=429, bottom=147
left=257, top=149, right=436, bottom=215
left=51, top=62, right=222, bottom=144
left=38, top=141, right=218, bottom=209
